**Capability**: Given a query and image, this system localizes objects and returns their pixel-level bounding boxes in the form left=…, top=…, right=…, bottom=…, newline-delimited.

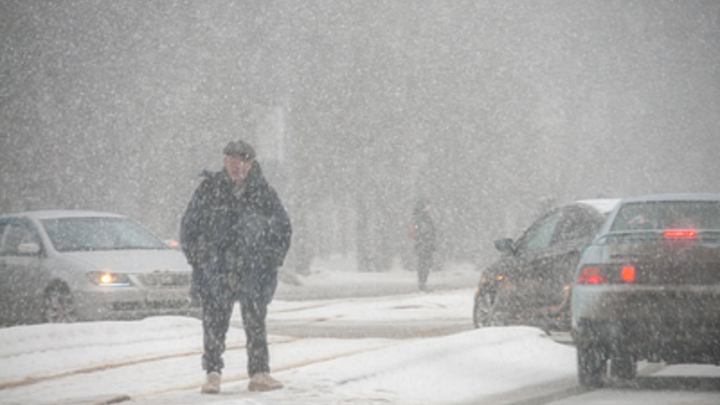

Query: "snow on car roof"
left=619, top=193, right=720, bottom=203
left=0, top=210, right=127, bottom=220
left=575, top=199, right=621, bottom=215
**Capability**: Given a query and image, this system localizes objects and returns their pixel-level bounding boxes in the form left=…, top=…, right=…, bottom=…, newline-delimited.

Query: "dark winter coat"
left=412, top=206, right=436, bottom=254
left=180, top=163, right=291, bottom=305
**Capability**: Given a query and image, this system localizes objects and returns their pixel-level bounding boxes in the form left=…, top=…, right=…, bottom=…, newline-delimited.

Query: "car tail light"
left=577, top=267, right=607, bottom=284
left=578, top=265, right=639, bottom=284
left=622, top=266, right=636, bottom=283
left=663, top=229, right=697, bottom=238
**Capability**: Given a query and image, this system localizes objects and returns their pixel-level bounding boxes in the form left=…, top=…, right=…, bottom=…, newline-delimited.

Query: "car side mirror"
left=18, top=242, right=41, bottom=255
left=494, top=238, right=514, bottom=254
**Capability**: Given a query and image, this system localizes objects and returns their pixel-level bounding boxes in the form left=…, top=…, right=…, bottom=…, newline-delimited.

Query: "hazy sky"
left=2, top=0, right=719, bottom=270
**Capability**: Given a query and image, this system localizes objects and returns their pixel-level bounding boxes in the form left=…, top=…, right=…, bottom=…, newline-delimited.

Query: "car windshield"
left=610, top=201, right=720, bottom=232
left=41, top=217, right=167, bottom=252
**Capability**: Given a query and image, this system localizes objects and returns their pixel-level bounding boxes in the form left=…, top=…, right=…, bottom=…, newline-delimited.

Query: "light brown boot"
left=248, top=372, right=283, bottom=391
left=201, top=371, right=221, bottom=394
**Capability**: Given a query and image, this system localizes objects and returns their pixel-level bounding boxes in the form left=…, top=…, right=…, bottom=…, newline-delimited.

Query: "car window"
left=516, top=210, right=564, bottom=251
left=556, top=208, right=599, bottom=243
left=611, top=201, right=720, bottom=232
left=0, top=219, right=42, bottom=256
left=40, top=217, right=167, bottom=252
left=0, top=220, right=8, bottom=246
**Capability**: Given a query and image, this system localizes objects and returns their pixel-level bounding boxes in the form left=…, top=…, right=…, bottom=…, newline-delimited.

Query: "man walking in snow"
left=180, top=140, right=291, bottom=394
left=410, top=198, right=436, bottom=291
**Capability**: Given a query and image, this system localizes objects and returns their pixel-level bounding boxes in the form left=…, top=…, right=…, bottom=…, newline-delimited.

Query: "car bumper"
left=573, top=284, right=720, bottom=321
left=489, top=282, right=571, bottom=321
left=574, top=317, right=720, bottom=364
left=572, top=284, right=720, bottom=364
left=73, top=286, right=201, bottom=321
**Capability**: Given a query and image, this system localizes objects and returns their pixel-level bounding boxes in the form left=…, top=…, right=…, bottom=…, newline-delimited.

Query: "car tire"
left=577, top=344, right=607, bottom=387
left=556, top=297, right=572, bottom=331
left=473, top=286, right=498, bottom=328
left=43, top=282, right=77, bottom=323
left=610, top=356, right=636, bottom=380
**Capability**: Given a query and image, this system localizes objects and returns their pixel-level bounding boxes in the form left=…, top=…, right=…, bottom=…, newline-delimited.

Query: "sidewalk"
left=276, top=255, right=480, bottom=301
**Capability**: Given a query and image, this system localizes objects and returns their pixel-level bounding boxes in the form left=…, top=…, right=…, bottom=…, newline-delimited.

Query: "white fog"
left=1, top=1, right=720, bottom=404
left=2, top=1, right=719, bottom=272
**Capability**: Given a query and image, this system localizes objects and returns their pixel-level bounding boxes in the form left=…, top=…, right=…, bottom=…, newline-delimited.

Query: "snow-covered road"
left=1, top=285, right=579, bottom=405
left=2, top=260, right=719, bottom=405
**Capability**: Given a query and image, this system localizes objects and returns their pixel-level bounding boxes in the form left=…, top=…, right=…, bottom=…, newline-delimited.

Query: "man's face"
left=223, top=155, right=254, bottom=184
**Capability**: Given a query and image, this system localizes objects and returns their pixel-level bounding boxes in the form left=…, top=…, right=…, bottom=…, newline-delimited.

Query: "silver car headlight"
left=86, top=272, right=132, bottom=287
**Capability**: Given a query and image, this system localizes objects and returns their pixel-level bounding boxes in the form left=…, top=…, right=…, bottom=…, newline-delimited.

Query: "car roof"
left=575, top=199, right=622, bottom=215
left=0, top=210, right=127, bottom=220
left=618, top=193, right=720, bottom=203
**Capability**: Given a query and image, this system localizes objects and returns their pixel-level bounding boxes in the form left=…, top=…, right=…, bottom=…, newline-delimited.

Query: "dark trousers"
left=201, top=293, right=270, bottom=377
left=417, top=250, right=433, bottom=289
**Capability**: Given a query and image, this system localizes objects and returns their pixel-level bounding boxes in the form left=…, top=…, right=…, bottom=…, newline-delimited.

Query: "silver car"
left=572, top=194, right=720, bottom=387
left=0, top=210, right=200, bottom=325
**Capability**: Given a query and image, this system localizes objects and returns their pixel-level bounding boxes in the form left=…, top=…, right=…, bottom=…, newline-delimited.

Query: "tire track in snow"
left=0, top=338, right=295, bottom=390
left=131, top=340, right=404, bottom=400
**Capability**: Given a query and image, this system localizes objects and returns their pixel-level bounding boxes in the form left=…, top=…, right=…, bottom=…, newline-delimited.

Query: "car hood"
left=62, top=249, right=192, bottom=274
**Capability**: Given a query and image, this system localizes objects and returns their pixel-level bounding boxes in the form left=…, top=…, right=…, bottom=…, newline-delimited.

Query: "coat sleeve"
left=263, top=193, right=292, bottom=268
left=180, top=180, right=211, bottom=268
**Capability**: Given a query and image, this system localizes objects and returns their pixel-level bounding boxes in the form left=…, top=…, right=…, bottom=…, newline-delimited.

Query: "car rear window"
left=610, top=201, right=720, bottom=232
left=41, top=217, right=167, bottom=252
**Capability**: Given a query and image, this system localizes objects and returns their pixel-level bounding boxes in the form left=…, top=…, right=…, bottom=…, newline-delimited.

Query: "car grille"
left=137, top=272, right=192, bottom=288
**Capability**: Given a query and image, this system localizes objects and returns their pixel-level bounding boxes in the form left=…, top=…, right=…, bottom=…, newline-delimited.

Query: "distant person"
left=180, top=140, right=292, bottom=394
left=409, top=198, right=436, bottom=291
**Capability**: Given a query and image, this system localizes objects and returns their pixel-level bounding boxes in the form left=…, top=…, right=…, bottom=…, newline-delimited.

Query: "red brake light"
left=621, top=266, right=636, bottom=283
left=577, top=267, right=607, bottom=284
left=663, top=230, right=697, bottom=238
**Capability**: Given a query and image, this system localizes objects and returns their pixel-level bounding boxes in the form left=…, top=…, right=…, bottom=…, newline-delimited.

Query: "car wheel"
left=577, top=344, right=607, bottom=387
left=610, top=356, right=636, bottom=380
left=473, top=287, right=498, bottom=328
left=43, top=282, right=77, bottom=323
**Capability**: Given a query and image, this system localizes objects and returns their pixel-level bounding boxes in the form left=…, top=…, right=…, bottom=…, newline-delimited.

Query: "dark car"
left=572, top=194, right=720, bottom=387
left=473, top=199, right=619, bottom=331
left=0, top=210, right=200, bottom=325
